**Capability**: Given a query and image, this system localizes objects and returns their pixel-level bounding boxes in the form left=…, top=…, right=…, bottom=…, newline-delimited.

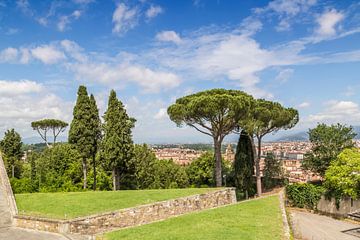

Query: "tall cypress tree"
left=234, top=130, right=255, bottom=199
left=102, top=90, right=135, bottom=191
left=69, top=86, right=92, bottom=189
left=0, top=129, right=22, bottom=178
left=89, top=94, right=102, bottom=190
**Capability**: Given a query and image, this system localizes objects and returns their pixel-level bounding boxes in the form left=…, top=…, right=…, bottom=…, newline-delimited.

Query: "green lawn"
left=105, top=195, right=283, bottom=240
left=15, top=188, right=215, bottom=219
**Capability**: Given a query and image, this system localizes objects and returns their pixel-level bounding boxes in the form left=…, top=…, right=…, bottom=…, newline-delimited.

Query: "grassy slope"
left=15, top=188, right=214, bottom=219
left=105, top=195, right=283, bottom=240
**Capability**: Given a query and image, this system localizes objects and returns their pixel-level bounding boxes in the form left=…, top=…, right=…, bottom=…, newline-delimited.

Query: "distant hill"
left=276, top=125, right=360, bottom=141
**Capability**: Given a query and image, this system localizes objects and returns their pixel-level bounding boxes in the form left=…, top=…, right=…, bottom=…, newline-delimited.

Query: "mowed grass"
left=15, top=188, right=214, bottom=219
left=105, top=195, right=283, bottom=240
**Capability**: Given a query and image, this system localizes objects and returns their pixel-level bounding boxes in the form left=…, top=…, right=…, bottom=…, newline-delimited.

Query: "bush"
left=10, top=177, right=38, bottom=193
left=286, top=183, right=325, bottom=209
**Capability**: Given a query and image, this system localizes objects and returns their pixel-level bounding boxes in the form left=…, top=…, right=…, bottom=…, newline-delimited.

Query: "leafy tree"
left=0, top=129, right=23, bottom=178
left=133, top=144, right=157, bottom=189
left=68, top=86, right=93, bottom=189
left=168, top=89, right=254, bottom=187
left=324, top=148, right=360, bottom=199
left=31, top=119, right=68, bottom=147
left=234, top=130, right=255, bottom=199
left=263, top=153, right=283, bottom=190
left=186, top=152, right=215, bottom=187
left=89, top=94, right=102, bottom=190
left=242, top=99, right=298, bottom=196
left=302, top=123, right=356, bottom=177
left=153, top=159, right=189, bottom=189
left=102, top=90, right=135, bottom=190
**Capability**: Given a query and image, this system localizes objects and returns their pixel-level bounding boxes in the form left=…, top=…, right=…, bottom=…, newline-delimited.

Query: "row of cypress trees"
left=68, top=86, right=134, bottom=190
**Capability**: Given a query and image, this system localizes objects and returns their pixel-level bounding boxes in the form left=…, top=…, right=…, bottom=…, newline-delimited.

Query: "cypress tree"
left=89, top=94, right=102, bottom=190
left=234, top=130, right=255, bottom=199
left=102, top=90, right=135, bottom=191
left=0, top=129, right=22, bottom=178
left=69, top=86, right=92, bottom=189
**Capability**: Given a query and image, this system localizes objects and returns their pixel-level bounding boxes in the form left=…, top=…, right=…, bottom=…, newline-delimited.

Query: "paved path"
left=290, top=210, right=360, bottom=240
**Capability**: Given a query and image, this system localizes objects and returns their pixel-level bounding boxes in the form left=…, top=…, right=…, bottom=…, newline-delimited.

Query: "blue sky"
left=1, top=0, right=360, bottom=143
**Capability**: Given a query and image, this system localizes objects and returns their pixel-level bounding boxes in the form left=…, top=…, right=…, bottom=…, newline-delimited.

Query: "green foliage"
left=263, top=153, right=284, bottom=190
left=233, top=130, right=255, bottom=198
left=286, top=183, right=325, bottom=209
left=153, top=159, right=189, bottom=189
left=324, top=148, right=360, bottom=199
left=186, top=152, right=215, bottom=187
left=0, top=128, right=23, bottom=178
left=133, top=144, right=157, bottom=189
left=31, top=119, right=68, bottom=146
left=168, top=88, right=254, bottom=187
left=102, top=90, right=136, bottom=190
left=36, top=143, right=83, bottom=192
left=302, top=123, right=356, bottom=177
left=10, top=177, right=38, bottom=194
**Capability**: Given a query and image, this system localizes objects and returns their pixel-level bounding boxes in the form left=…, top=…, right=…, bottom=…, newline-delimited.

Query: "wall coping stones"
left=0, top=154, right=18, bottom=217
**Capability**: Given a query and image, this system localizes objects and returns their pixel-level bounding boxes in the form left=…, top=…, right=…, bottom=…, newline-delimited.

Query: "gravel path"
left=290, top=210, right=360, bottom=240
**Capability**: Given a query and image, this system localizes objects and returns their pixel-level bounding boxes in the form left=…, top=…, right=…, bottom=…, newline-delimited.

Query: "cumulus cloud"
left=156, top=31, right=182, bottom=44
left=307, top=100, right=360, bottom=124
left=112, top=3, right=139, bottom=34
left=0, top=80, right=43, bottom=96
left=154, top=108, right=167, bottom=120
left=315, top=9, right=344, bottom=37
left=0, top=48, right=18, bottom=63
left=146, top=5, right=163, bottom=19
left=70, top=62, right=181, bottom=93
left=31, top=45, right=66, bottom=64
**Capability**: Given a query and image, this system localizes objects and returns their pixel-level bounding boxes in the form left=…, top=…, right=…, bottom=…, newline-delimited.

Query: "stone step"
left=348, top=212, right=360, bottom=221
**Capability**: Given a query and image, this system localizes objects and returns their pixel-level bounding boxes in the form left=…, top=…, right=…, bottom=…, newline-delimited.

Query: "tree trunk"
left=116, top=168, right=121, bottom=190
left=92, top=154, right=96, bottom=191
left=255, top=136, right=262, bottom=197
left=11, top=165, right=14, bottom=178
left=214, top=138, right=222, bottom=187
left=82, top=158, right=87, bottom=189
left=112, top=167, right=116, bottom=191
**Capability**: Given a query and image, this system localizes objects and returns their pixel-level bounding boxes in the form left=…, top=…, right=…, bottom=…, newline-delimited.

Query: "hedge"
left=286, top=183, right=325, bottom=209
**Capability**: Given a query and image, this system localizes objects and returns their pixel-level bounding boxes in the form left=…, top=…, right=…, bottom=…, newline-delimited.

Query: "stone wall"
left=15, top=188, right=236, bottom=235
left=317, top=196, right=360, bottom=217
left=0, top=154, right=18, bottom=217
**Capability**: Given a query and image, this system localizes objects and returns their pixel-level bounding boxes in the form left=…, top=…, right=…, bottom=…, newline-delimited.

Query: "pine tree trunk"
left=82, top=158, right=87, bottom=189
left=11, top=165, right=14, bottom=178
left=112, top=167, right=116, bottom=191
left=92, top=154, right=96, bottom=191
left=255, top=137, right=262, bottom=196
left=214, top=137, right=222, bottom=187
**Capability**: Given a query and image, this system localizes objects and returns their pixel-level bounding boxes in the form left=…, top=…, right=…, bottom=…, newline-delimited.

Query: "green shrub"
left=10, top=177, right=38, bottom=193
left=286, top=183, right=325, bottom=209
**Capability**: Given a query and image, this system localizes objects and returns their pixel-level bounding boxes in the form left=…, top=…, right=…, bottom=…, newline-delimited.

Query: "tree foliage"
left=31, top=119, right=68, bottom=147
left=302, top=123, right=356, bottom=177
left=133, top=144, right=157, bottom=189
left=168, top=89, right=254, bottom=187
left=263, top=153, right=283, bottom=190
left=186, top=152, right=215, bottom=187
left=324, top=148, right=360, bottom=199
left=68, top=85, right=93, bottom=189
left=233, top=130, right=255, bottom=198
left=241, top=99, right=298, bottom=196
left=102, top=90, right=136, bottom=190
left=0, top=129, right=23, bottom=178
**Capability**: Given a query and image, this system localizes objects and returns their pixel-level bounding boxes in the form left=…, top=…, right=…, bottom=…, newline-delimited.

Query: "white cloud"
left=112, top=3, right=139, bottom=34
left=60, top=40, right=87, bottom=62
left=307, top=100, right=360, bottom=123
left=0, top=80, right=43, bottom=96
left=31, top=45, right=66, bottom=64
left=156, top=31, right=182, bottom=44
left=298, top=102, right=310, bottom=108
left=0, top=48, right=18, bottom=62
left=146, top=5, right=163, bottom=19
left=57, top=10, right=82, bottom=32
left=154, top=108, right=167, bottom=120
left=275, top=68, right=294, bottom=83
left=70, top=62, right=181, bottom=93
left=315, top=9, right=344, bottom=37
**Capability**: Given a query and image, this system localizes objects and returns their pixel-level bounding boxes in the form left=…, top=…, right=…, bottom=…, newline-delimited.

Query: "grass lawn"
left=15, top=188, right=215, bottom=219
left=104, top=195, right=283, bottom=240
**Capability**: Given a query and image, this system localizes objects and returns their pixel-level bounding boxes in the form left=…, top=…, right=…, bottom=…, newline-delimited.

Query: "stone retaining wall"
left=15, top=188, right=236, bottom=235
left=317, top=196, right=360, bottom=217
left=0, top=154, right=18, bottom=217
